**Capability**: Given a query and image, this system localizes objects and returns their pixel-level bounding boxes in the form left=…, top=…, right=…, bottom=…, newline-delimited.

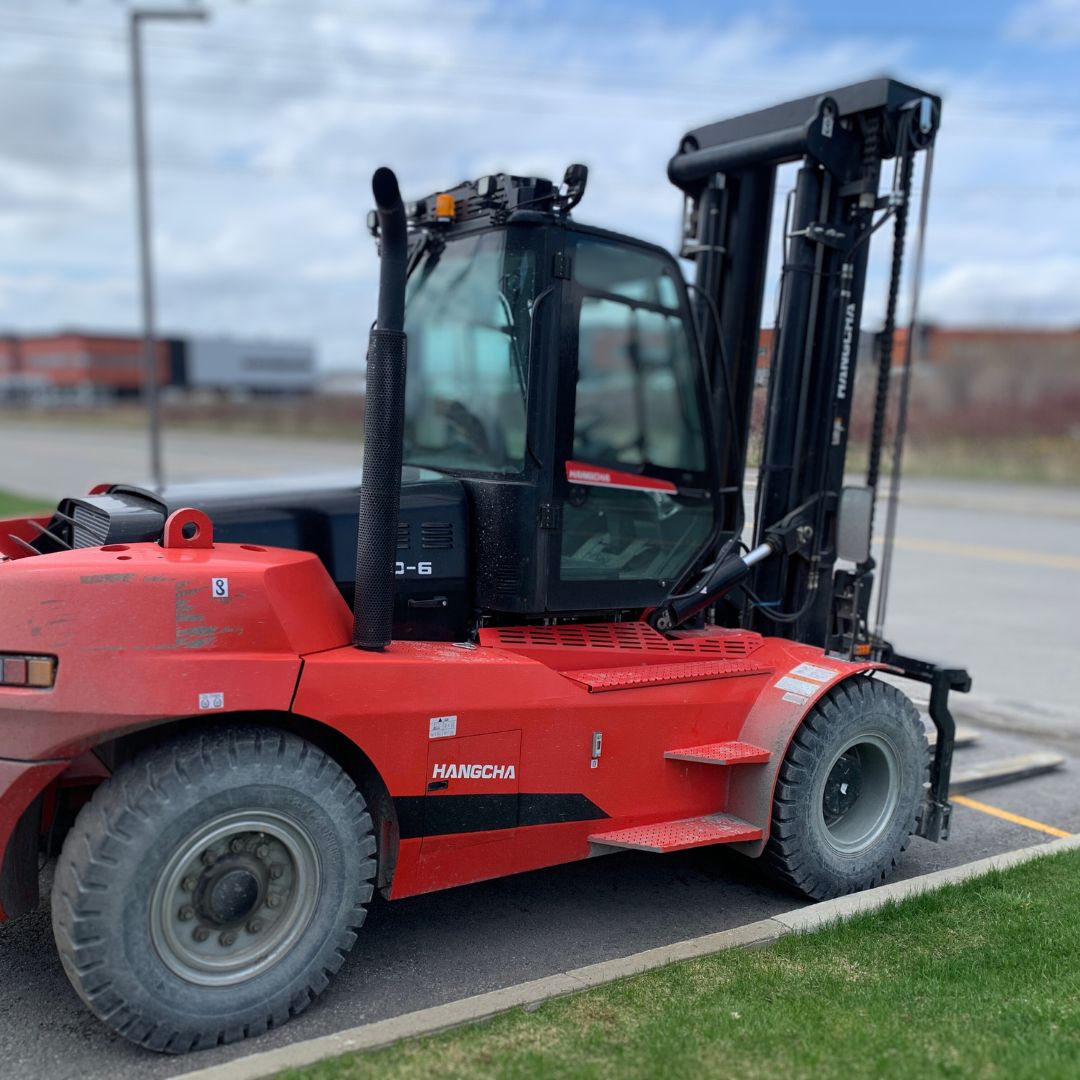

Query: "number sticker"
left=199, top=692, right=225, bottom=711
left=211, top=577, right=229, bottom=598
left=395, top=562, right=435, bottom=576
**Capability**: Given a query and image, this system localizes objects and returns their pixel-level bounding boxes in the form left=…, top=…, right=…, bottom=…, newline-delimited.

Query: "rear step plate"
left=566, top=659, right=769, bottom=693
left=589, top=813, right=762, bottom=853
left=664, top=741, right=770, bottom=765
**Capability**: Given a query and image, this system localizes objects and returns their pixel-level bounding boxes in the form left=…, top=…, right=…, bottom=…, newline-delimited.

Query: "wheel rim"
left=816, top=734, right=901, bottom=856
left=149, top=809, right=321, bottom=987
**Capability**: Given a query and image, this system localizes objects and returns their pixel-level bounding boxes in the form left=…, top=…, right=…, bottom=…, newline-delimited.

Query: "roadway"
left=0, top=419, right=1078, bottom=1077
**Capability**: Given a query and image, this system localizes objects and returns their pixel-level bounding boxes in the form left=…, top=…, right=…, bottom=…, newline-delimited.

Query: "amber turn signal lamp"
left=0, top=654, right=57, bottom=688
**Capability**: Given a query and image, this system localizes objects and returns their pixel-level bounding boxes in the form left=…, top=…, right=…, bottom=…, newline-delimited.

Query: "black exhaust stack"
left=353, top=167, right=408, bottom=650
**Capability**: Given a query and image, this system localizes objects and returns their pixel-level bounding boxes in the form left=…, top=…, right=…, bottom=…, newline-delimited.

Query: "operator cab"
left=381, top=169, right=722, bottom=620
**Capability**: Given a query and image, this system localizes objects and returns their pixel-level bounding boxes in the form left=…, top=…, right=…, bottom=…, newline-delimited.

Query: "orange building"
left=0, top=333, right=170, bottom=393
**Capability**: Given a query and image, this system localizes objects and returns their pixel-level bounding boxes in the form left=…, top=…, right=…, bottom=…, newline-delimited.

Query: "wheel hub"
left=822, top=750, right=864, bottom=824
left=149, top=810, right=321, bottom=987
left=196, top=859, right=264, bottom=925
left=816, top=734, right=901, bottom=856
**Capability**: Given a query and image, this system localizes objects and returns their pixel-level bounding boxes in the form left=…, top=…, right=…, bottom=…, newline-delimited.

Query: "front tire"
left=763, top=676, right=928, bottom=901
left=52, top=727, right=376, bottom=1053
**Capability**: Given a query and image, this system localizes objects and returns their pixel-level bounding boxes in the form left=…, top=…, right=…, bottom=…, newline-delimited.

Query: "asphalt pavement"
left=0, top=419, right=1078, bottom=1077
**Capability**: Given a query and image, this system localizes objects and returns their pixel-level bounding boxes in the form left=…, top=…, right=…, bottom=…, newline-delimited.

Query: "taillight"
left=0, top=654, right=57, bottom=688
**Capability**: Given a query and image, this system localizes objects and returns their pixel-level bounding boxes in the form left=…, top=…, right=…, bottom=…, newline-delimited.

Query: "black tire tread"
left=762, top=676, right=929, bottom=901
left=52, top=726, right=375, bottom=1053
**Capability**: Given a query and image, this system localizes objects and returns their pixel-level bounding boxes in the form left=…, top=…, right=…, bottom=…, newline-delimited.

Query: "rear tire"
left=51, top=726, right=376, bottom=1053
left=762, top=676, right=928, bottom=901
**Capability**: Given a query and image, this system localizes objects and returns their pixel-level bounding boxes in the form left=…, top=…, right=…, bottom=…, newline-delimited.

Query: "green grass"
left=866, top=436, right=1080, bottom=487
left=746, top=435, right=1080, bottom=487
left=0, top=489, right=49, bottom=517
left=283, top=850, right=1080, bottom=1080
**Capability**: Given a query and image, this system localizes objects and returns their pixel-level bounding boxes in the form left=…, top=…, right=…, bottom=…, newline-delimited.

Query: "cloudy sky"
left=1, top=0, right=1078, bottom=371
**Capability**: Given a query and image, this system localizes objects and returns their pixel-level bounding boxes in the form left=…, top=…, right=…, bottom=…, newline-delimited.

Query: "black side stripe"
left=394, top=793, right=610, bottom=840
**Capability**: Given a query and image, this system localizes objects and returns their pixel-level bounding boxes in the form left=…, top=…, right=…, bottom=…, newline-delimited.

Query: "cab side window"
left=575, top=296, right=705, bottom=472
left=560, top=238, right=713, bottom=588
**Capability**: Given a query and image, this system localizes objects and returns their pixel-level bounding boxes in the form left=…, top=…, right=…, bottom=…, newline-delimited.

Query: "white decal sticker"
left=199, top=692, right=225, bottom=711
left=211, top=577, right=229, bottom=599
left=396, top=562, right=435, bottom=577
left=775, top=676, right=820, bottom=697
left=429, top=714, right=458, bottom=739
left=790, top=662, right=839, bottom=683
left=782, top=691, right=808, bottom=706
left=431, top=762, right=516, bottom=780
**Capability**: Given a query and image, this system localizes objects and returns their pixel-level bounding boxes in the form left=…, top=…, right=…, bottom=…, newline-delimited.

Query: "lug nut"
left=201, top=850, right=217, bottom=867
left=178, top=905, right=195, bottom=922
left=229, top=837, right=245, bottom=853
left=182, top=876, right=199, bottom=892
left=193, top=926, right=210, bottom=942
left=269, top=864, right=284, bottom=880
left=266, top=894, right=281, bottom=909
left=219, top=931, right=237, bottom=947
left=247, top=918, right=263, bottom=934
left=256, top=844, right=270, bottom=860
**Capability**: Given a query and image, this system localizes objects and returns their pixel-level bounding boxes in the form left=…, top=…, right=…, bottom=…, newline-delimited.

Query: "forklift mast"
left=669, top=78, right=938, bottom=652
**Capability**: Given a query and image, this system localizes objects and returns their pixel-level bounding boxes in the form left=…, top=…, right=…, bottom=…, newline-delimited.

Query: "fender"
left=728, top=643, right=885, bottom=856
left=0, top=541, right=352, bottom=761
left=0, top=757, right=69, bottom=922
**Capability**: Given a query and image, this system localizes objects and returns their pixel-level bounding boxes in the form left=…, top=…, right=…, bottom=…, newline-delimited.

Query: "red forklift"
left=0, top=78, right=968, bottom=1052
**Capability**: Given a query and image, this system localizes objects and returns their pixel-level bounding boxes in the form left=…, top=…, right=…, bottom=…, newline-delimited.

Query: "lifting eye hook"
left=162, top=508, right=215, bottom=550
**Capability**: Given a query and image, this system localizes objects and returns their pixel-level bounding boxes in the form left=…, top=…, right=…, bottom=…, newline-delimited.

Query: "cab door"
left=548, top=233, right=719, bottom=613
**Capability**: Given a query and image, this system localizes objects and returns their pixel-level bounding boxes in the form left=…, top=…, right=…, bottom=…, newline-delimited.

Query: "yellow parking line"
left=871, top=535, right=1080, bottom=571
left=951, top=794, right=1073, bottom=838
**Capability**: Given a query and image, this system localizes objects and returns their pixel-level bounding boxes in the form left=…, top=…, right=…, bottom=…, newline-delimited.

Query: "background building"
left=181, top=337, right=316, bottom=394
left=0, top=331, right=317, bottom=400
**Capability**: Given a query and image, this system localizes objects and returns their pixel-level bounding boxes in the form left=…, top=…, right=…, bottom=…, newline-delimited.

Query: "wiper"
left=405, top=229, right=442, bottom=286
left=497, top=291, right=527, bottom=399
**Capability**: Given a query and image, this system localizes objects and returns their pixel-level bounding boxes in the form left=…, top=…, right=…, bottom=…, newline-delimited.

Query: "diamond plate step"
left=589, top=813, right=762, bottom=853
left=664, top=740, right=771, bottom=765
left=565, top=658, right=770, bottom=693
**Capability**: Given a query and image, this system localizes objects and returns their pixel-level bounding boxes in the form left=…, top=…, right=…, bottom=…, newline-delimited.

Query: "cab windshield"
left=402, top=229, right=537, bottom=474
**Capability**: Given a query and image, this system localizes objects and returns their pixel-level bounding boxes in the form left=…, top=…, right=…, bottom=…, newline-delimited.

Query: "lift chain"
left=865, top=144, right=914, bottom=504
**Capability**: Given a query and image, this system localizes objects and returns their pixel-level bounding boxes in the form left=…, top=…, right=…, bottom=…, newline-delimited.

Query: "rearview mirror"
left=836, top=486, right=874, bottom=564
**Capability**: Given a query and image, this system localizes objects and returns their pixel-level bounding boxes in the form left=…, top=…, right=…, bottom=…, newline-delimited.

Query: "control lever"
left=651, top=541, right=776, bottom=630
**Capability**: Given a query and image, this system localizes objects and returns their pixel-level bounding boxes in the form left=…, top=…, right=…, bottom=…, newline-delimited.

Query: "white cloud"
left=923, top=255, right=1080, bottom=325
left=1006, top=0, right=1080, bottom=44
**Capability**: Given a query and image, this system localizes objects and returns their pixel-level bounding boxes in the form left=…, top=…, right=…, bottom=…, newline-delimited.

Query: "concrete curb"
left=177, top=833, right=1080, bottom=1080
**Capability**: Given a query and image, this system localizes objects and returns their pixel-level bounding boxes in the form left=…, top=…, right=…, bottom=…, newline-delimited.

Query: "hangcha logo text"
left=432, top=763, right=517, bottom=780
left=837, top=301, right=856, bottom=400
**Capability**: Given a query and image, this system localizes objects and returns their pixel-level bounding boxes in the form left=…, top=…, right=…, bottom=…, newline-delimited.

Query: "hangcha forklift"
left=0, top=77, right=969, bottom=1052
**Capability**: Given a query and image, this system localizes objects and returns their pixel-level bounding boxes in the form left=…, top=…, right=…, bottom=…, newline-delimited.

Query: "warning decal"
left=789, top=662, right=839, bottom=683
left=429, top=715, right=458, bottom=739
left=775, top=675, right=820, bottom=697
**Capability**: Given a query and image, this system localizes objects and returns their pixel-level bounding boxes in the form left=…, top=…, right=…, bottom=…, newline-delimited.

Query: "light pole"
left=129, top=6, right=208, bottom=491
